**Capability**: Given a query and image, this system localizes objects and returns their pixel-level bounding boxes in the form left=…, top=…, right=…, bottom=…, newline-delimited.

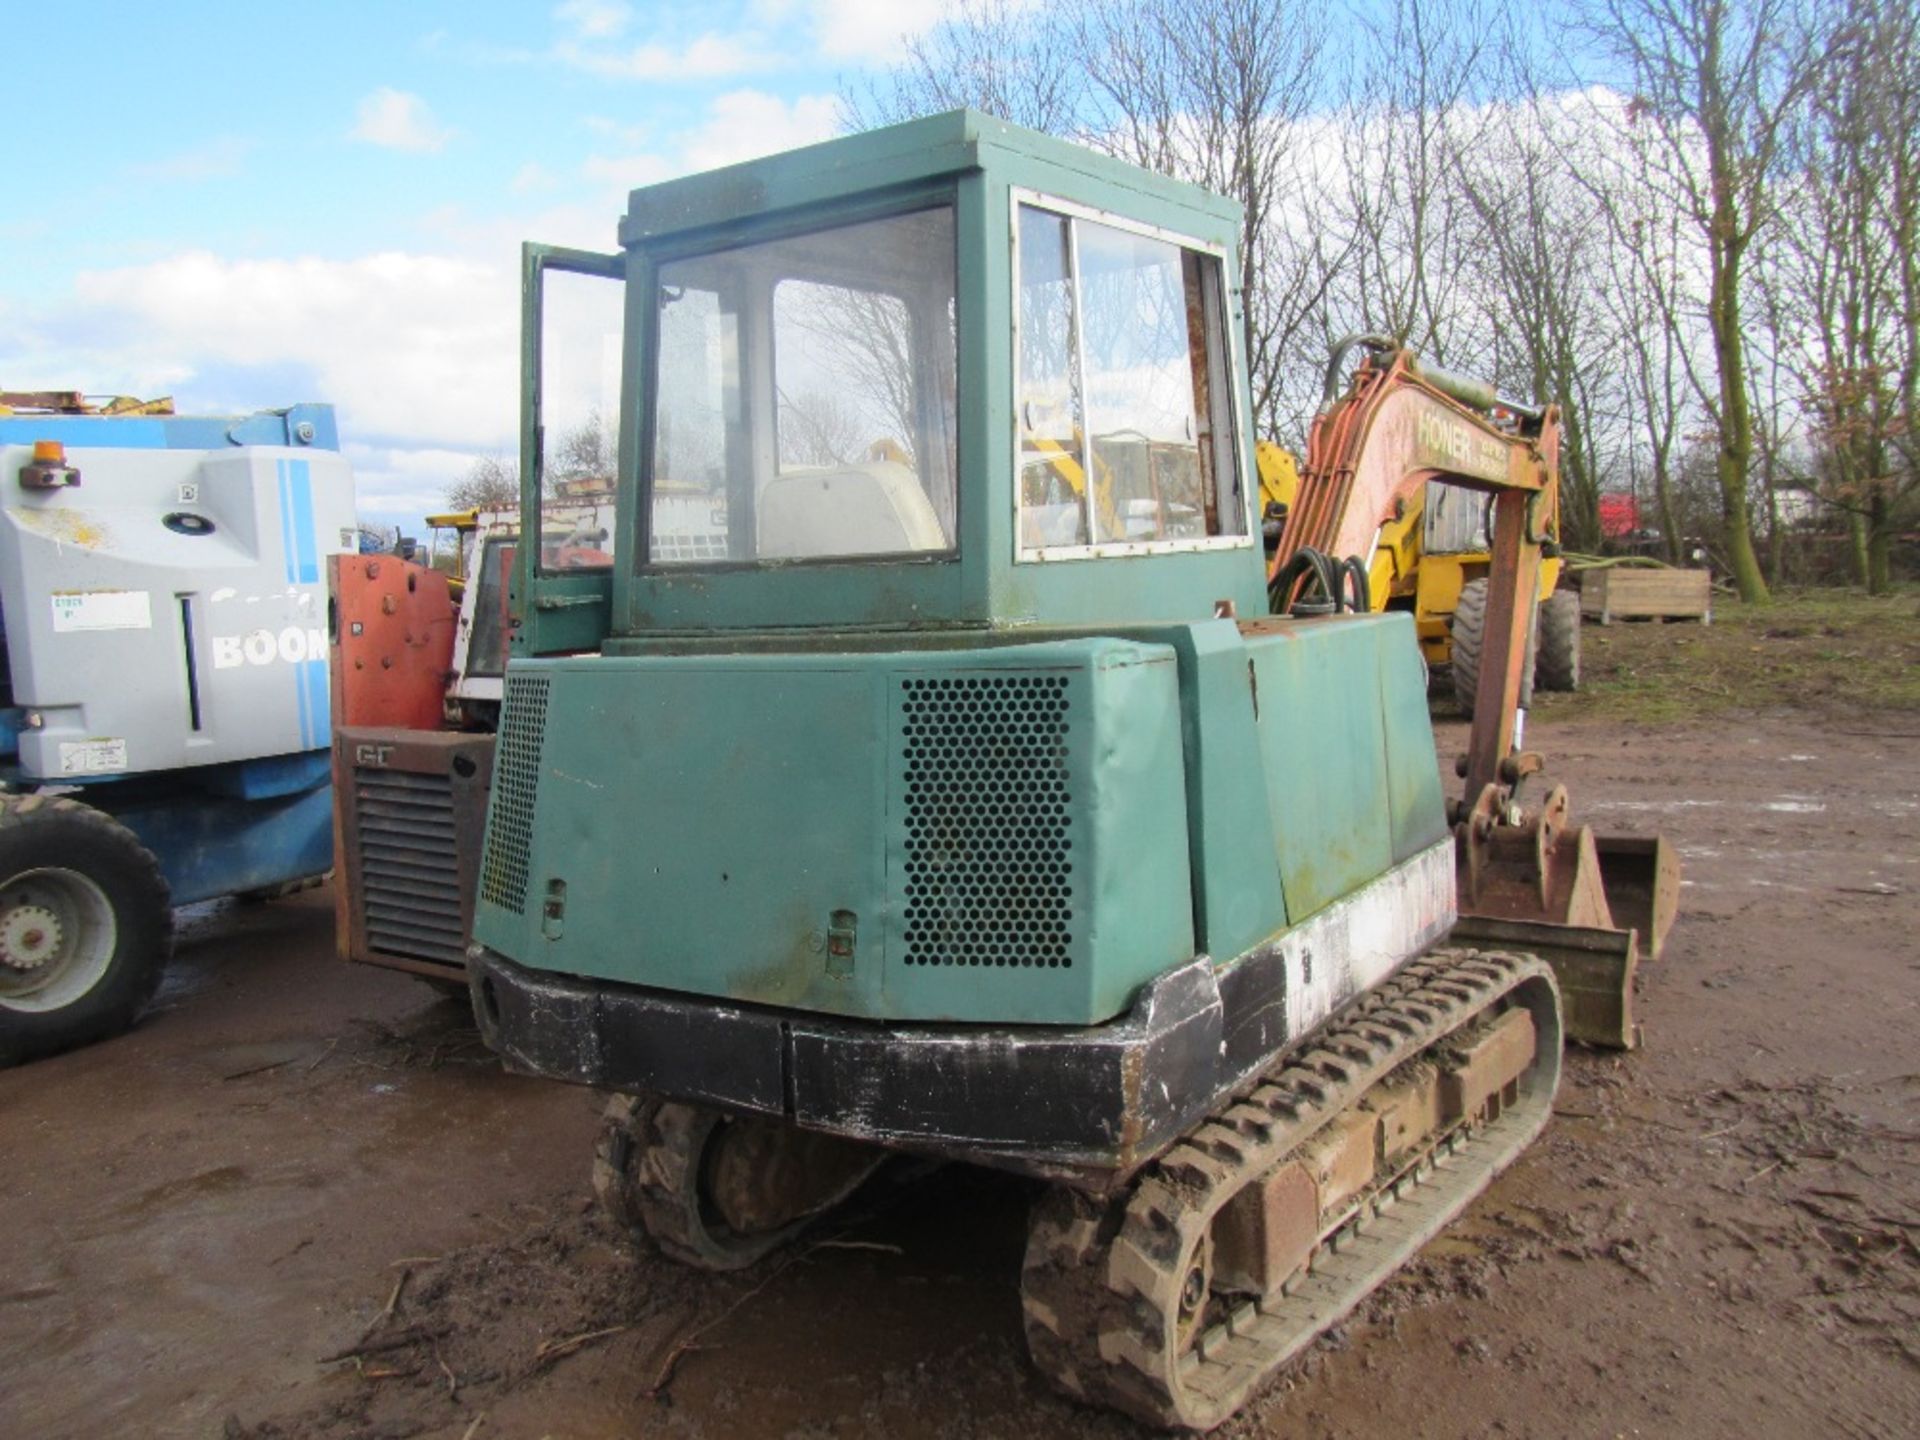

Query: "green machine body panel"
left=1120, top=616, right=1449, bottom=969
left=472, top=615, right=1445, bottom=1025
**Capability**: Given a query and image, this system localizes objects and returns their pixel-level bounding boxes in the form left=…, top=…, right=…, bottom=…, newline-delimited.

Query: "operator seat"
left=756, top=460, right=948, bottom=558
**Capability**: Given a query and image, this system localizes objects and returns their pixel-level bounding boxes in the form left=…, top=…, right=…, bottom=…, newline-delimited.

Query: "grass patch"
left=1527, top=585, right=1920, bottom=723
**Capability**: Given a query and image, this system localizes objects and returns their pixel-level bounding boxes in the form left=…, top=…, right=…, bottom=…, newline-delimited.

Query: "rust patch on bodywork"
left=15, top=508, right=108, bottom=548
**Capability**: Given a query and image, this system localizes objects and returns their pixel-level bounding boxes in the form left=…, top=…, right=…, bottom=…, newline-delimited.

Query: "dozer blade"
left=1451, top=914, right=1639, bottom=1049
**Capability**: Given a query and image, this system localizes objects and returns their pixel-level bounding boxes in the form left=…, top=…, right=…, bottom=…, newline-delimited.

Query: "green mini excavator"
left=465, top=111, right=1676, bottom=1428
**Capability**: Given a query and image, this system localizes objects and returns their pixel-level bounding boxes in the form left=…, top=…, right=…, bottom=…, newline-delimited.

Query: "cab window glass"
left=648, top=206, right=958, bottom=565
left=1423, top=482, right=1493, bottom=555
left=536, top=267, right=623, bottom=570
left=1015, top=202, right=1244, bottom=554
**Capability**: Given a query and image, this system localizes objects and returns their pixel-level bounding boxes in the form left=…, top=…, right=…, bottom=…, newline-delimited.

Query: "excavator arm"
left=1274, top=338, right=1678, bottom=1048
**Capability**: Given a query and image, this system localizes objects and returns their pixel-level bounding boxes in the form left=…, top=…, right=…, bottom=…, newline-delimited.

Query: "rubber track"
left=1020, top=947, right=1560, bottom=1429
left=594, top=1095, right=882, bottom=1273
left=593, top=1095, right=776, bottom=1270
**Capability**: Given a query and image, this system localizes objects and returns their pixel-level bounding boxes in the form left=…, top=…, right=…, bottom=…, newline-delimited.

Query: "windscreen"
left=536, top=267, right=623, bottom=571
left=1423, top=482, right=1493, bottom=555
left=647, top=206, right=958, bottom=565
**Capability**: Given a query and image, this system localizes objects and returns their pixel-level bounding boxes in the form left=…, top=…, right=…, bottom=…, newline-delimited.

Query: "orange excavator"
left=1271, top=336, right=1677, bottom=1048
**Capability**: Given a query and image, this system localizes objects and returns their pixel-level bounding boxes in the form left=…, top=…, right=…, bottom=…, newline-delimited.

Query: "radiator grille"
left=482, top=673, right=549, bottom=914
left=900, top=674, right=1075, bottom=968
left=353, top=768, right=465, bottom=965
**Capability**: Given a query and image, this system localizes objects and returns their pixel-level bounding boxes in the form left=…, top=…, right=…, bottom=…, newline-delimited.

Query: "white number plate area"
left=58, top=738, right=129, bottom=775
left=51, top=590, right=154, bottom=633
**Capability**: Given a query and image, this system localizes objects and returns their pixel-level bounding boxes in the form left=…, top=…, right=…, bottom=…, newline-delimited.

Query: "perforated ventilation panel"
left=481, top=673, right=549, bottom=914
left=899, top=673, right=1078, bottom=969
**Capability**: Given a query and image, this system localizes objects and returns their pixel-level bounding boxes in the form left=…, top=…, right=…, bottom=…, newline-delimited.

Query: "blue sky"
left=2, top=1, right=944, bottom=528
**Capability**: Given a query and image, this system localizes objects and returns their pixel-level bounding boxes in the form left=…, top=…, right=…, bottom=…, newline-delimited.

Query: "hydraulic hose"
left=1269, top=548, right=1376, bottom=618
left=1318, top=334, right=1399, bottom=410
left=1268, top=546, right=1339, bottom=616
left=1272, top=547, right=1376, bottom=617
left=1341, top=555, right=1371, bottom=613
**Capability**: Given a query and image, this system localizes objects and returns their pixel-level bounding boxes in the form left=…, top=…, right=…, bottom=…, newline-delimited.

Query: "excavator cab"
left=482, top=114, right=1273, bottom=1032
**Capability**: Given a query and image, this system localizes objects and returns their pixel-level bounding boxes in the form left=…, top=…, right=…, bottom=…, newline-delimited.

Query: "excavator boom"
left=1273, top=338, right=1678, bottom=1047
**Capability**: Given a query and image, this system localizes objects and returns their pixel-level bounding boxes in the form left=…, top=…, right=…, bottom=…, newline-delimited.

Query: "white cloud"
left=681, top=90, right=840, bottom=170
left=584, top=115, right=654, bottom=147
left=346, top=441, right=496, bottom=525
left=805, top=0, right=949, bottom=61
left=350, top=88, right=454, bottom=153
left=412, top=198, right=622, bottom=264
left=10, top=77, right=854, bottom=533
left=554, top=32, right=777, bottom=80
left=510, top=162, right=561, bottom=194
left=578, top=91, right=840, bottom=205
left=581, top=151, right=677, bottom=196
left=66, top=250, right=517, bottom=453
left=133, top=136, right=256, bottom=182
left=539, top=3, right=956, bottom=81
left=555, top=0, right=631, bottom=39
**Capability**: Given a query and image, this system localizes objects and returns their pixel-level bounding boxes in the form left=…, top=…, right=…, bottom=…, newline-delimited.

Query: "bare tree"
left=777, top=284, right=928, bottom=465
left=846, top=0, right=1917, bottom=593
left=1071, top=0, right=1327, bottom=437
left=1613, top=232, right=1698, bottom=562
left=445, top=454, right=518, bottom=511
left=1745, top=251, right=1803, bottom=581
left=1333, top=0, right=1511, bottom=373
left=1578, top=0, right=1820, bottom=601
left=1770, top=0, right=1919, bottom=592
left=1567, top=84, right=1713, bottom=563
left=1451, top=89, right=1628, bottom=549
left=850, top=0, right=1328, bottom=443
left=447, top=409, right=612, bottom=512
left=844, top=0, right=1082, bottom=135
left=777, top=387, right=869, bottom=467
left=552, top=406, right=613, bottom=486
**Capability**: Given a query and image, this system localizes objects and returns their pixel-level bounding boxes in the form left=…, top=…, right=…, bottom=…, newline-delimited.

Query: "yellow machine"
left=1259, top=440, right=1579, bottom=714
left=0, top=390, right=176, bottom=417
left=423, top=509, right=482, bottom=598
left=1373, top=484, right=1580, bottom=712
left=1024, top=433, right=1225, bottom=546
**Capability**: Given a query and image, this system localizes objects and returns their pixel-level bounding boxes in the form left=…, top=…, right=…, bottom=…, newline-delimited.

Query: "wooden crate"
left=1579, top=567, right=1712, bottom=624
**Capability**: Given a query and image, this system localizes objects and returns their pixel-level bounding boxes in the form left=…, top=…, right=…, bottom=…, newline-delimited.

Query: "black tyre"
left=1450, top=577, right=1536, bottom=718
left=1536, top=588, right=1582, bottom=692
left=0, top=795, right=173, bottom=1067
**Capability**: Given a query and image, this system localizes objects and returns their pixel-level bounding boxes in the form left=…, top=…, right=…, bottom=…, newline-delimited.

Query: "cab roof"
left=618, top=108, right=1242, bottom=253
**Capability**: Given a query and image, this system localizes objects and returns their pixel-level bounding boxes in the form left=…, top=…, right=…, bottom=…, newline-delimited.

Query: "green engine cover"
left=473, top=614, right=1449, bottom=1030
left=472, top=636, right=1196, bottom=1026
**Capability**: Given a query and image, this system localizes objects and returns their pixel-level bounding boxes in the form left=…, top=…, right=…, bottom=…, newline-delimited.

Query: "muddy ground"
left=4, top=708, right=1918, bottom=1440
